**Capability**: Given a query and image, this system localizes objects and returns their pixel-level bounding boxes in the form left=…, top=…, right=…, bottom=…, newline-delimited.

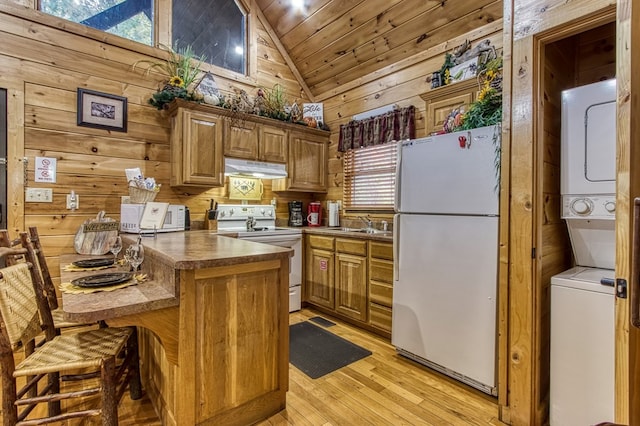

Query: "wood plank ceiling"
left=255, top=0, right=503, bottom=99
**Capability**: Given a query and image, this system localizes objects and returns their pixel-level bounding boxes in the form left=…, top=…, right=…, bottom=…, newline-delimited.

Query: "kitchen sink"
left=340, top=227, right=392, bottom=235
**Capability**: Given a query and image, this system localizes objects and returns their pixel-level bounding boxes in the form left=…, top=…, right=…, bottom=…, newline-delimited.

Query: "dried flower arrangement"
left=133, top=43, right=206, bottom=110
left=133, top=46, right=327, bottom=129
left=444, top=56, right=503, bottom=132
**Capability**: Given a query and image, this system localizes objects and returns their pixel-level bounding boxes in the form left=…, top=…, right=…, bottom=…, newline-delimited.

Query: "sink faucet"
left=246, top=216, right=256, bottom=231
left=357, top=215, right=373, bottom=229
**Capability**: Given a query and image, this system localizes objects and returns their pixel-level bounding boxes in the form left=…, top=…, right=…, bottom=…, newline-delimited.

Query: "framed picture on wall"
left=77, top=88, right=128, bottom=132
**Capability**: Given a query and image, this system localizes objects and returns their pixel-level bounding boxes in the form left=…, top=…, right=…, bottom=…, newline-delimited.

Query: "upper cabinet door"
left=260, top=125, right=288, bottom=163
left=224, top=119, right=259, bottom=160
left=171, top=109, right=224, bottom=187
left=284, top=131, right=328, bottom=192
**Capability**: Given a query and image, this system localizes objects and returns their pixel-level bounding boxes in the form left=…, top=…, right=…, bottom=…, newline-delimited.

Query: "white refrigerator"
left=392, top=125, right=500, bottom=395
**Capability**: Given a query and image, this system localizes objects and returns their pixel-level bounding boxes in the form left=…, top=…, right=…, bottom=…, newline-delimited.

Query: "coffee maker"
left=288, top=201, right=304, bottom=227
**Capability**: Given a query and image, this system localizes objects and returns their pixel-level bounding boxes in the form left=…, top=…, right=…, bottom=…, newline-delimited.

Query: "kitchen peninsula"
left=60, top=231, right=292, bottom=426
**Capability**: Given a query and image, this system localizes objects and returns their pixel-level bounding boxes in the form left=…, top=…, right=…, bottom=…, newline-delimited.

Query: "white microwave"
left=120, top=203, right=186, bottom=233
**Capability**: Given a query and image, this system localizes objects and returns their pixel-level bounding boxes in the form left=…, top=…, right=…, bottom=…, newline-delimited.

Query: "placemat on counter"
left=60, top=274, right=147, bottom=294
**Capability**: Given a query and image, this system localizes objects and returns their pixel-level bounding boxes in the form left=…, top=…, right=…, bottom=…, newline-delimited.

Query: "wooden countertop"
left=121, top=230, right=292, bottom=269
left=60, top=231, right=292, bottom=323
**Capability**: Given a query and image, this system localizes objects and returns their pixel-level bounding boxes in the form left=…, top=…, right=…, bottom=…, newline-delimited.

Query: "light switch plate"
left=25, top=188, right=53, bottom=202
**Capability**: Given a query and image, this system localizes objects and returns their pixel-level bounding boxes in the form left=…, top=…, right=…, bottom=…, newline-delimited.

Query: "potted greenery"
left=133, top=44, right=206, bottom=110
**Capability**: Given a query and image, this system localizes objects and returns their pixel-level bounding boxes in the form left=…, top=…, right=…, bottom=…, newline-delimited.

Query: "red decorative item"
left=458, top=135, right=467, bottom=148
left=307, top=202, right=322, bottom=227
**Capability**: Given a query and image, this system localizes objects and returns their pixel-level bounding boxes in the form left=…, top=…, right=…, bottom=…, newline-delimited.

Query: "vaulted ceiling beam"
left=253, top=4, right=315, bottom=101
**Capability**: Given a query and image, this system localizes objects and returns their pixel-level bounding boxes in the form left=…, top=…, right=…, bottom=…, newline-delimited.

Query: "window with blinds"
left=343, top=142, right=398, bottom=211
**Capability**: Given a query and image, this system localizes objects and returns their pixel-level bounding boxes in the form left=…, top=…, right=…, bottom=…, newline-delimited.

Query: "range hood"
left=224, top=157, right=287, bottom=179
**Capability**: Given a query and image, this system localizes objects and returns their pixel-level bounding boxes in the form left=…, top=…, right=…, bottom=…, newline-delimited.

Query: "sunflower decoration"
left=168, top=75, right=185, bottom=87
left=133, top=43, right=206, bottom=110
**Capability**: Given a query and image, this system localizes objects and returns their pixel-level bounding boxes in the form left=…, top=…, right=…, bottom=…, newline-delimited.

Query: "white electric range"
left=216, top=204, right=302, bottom=312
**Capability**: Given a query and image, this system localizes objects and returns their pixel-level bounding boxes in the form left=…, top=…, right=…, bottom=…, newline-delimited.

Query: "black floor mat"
left=308, top=316, right=336, bottom=327
left=289, top=321, right=372, bottom=379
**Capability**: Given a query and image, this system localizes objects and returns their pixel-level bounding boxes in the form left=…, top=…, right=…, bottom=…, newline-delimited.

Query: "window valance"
left=338, top=105, right=415, bottom=152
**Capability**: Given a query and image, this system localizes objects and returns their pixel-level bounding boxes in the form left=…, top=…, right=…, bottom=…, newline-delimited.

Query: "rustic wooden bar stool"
left=23, top=228, right=101, bottom=329
left=0, top=247, right=142, bottom=425
left=0, top=229, right=96, bottom=330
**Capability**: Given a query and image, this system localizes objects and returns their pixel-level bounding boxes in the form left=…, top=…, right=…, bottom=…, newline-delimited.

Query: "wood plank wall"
left=0, top=0, right=504, bottom=275
left=318, top=21, right=504, bottom=221
left=0, top=1, right=313, bottom=283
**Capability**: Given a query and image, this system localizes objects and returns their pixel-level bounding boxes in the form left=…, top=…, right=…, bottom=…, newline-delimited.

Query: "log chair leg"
left=127, top=327, right=143, bottom=400
left=47, top=371, right=61, bottom=417
left=101, top=357, right=118, bottom=426
left=0, top=338, right=18, bottom=426
left=25, top=340, right=36, bottom=398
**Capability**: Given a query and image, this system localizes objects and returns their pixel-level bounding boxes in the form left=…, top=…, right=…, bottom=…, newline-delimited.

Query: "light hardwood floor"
left=3, top=308, right=504, bottom=425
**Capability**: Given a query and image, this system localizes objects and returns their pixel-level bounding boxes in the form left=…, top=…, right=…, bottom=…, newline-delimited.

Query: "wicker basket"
left=128, top=183, right=158, bottom=203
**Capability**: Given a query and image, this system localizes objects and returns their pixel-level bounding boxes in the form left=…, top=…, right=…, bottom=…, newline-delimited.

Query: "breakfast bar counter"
left=60, top=231, right=292, bottom=426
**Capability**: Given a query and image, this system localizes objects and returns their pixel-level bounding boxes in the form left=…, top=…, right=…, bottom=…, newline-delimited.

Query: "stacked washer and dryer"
left=549, top=79, right=617, bottom=425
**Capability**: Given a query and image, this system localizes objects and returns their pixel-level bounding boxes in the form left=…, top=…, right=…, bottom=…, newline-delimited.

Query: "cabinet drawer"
left=369, top=241, right=393, bottom=260
left=308, top=235, right=334, bottom=250
left=369, top=281, right=393, bottom=307
left=369, top=303, right=392, bottom=332
left=369, top=258, right=393, bottom=284
left=336, top=238, right=367, bottom=256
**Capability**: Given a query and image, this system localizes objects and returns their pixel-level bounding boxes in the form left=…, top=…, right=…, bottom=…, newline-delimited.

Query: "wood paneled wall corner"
left=320, top=22, right=503, bottom=217
left=0, top=4, right=307, bottom=284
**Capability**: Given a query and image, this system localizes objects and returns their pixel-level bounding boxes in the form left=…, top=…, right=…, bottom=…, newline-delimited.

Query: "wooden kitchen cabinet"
left=335, top=238, right=368, bottom=321
left=368, top=241, right=394, bottom=334
left=169, top=106, right=224, bottom=187
left=224, top=119, right=260, bottom=159
left=260, top=124, right=288, bottom=163
left=421, top=79, right=478, bottom=135
left=305, top=235, right=335, bottom=309
left=225, top=120, right=288, bottom=163
left=304, top=234, right=393, bottom=337
left=167, top=100, right=326, bottom=189
left=273, top=130, right=328, bottom=192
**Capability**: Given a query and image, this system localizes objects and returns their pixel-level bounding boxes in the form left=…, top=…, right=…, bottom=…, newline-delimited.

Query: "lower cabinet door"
left=335, top=253, right=367, bottom=321
left=306, top=248, right=335, bottom=309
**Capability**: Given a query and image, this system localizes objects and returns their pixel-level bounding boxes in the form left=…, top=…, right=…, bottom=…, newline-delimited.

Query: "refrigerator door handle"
left=394, top=142, right=402, bottom=212
left=393, top=213, right=400, bottom=281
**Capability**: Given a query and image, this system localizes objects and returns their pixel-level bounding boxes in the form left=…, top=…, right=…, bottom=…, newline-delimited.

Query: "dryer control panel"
left=562, top=195, right=616, bottom=219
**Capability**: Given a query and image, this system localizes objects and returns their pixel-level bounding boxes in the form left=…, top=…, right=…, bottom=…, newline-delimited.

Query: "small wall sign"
left=303, top=103, right=324, bottom=126
left=35, top=156, right=57, bottom=183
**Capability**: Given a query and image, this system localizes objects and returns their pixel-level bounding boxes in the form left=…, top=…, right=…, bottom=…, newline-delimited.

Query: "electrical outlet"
left=66, top=193, right=79, bottom=210
left=25, top=188, right=53, bottom=202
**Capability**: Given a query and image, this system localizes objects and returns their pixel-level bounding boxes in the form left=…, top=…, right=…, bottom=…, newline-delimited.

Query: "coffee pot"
left=307, top=202, right=322, bottom=227
left=288, top=201, right=304, bottom=227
